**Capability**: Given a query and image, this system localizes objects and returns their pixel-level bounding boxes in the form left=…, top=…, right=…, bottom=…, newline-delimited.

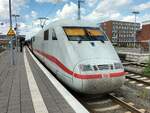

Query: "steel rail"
left=123, top=62, right=147, bottom=67
left=126, top=75, right=150, bottom=86
left=109, top=94, right=144, bottom=113
left=125, top=69, right=150, bottom=79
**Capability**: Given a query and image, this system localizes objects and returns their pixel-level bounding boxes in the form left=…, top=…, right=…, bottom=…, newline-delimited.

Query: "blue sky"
left=0, top=0, right=150, bottom=39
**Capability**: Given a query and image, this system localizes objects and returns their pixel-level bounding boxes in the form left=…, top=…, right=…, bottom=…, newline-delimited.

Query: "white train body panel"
left=32, top=19, right=126, bottom=94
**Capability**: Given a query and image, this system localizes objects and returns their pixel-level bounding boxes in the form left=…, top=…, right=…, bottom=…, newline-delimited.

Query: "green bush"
left=143, top=59, right=150, bottom=76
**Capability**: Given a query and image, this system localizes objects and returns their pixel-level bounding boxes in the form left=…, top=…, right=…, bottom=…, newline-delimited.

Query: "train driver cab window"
left=52, top=29, right=57, bottom=40
left=63, top=27, right=108, bottom=42
left=44, top=30, right=49, bottom=40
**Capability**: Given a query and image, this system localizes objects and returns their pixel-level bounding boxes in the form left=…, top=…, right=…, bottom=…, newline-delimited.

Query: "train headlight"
left=114, top=63, right=123, bottom=69
left=79, top=64, right=93, bottom=71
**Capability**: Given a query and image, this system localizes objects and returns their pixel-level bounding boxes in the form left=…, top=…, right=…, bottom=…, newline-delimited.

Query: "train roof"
left=44, top=19, right=99, bottom=29
left=33, top=19, right=101, bottom=37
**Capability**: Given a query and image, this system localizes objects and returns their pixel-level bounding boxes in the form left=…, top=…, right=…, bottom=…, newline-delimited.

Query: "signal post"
left=8, top=0, right=16, bottom=65
left=7, top=27, right=16, bottom=65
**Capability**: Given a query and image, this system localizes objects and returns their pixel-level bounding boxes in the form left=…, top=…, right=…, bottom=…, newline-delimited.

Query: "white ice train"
left=31, top=19, right=127, bottom=94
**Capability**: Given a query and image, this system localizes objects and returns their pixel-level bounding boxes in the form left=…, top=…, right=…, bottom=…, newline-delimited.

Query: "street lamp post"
left=9, top=0, right=15, bottom=65
left=9, top=0, right=12, bottom=28
left=12, top=14, right=20, bottom=52
left=132, top=11, right=139, bottom=48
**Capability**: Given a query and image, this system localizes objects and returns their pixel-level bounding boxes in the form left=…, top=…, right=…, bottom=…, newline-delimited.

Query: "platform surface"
left=0, top=49, right=76, bottom=113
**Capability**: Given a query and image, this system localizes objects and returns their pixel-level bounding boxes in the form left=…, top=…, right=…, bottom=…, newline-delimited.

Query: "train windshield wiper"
left=78, top=36, right=83, bottom=43
left=85, top=29, right=105, bottom=43
left=99, top=38, right=105, bottom=43
left=85, top=29, right=93, bottom=41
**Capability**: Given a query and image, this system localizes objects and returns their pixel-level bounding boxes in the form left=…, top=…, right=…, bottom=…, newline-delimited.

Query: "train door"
left=42, top=28, right=59, bottom=73
left=42, top=29, right=49, bottom=63
left=51, top=28, right=58, bottom=55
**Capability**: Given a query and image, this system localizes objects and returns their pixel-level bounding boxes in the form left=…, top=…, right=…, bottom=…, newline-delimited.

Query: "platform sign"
left=7, top=27, right=16, bottom=37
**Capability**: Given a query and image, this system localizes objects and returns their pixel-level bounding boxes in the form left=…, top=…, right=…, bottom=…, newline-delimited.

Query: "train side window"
left=52, top=29, right=57, bottom=40
left=44, top=30, right=49, bottom=40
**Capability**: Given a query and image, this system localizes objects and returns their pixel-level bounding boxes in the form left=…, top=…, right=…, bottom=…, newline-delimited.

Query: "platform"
left=0, top=48, right=88, bottom=113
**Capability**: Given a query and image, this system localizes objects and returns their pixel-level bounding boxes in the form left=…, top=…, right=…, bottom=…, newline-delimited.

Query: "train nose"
left=73, top=59, right=125, bottom=94
left=82, top=76, right=125, bottom=94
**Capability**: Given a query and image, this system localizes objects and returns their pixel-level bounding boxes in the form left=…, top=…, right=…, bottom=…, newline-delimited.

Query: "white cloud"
left=32, top=20, right=40, bottom=26
left=56, top=2, right=78, bottom=19
left=24, top=25, right=41, bottom=39
left=84, top=0, right=132, bottom=22
left=133, top=1, right=150, bottom=11
left=85, top=0, right=98, bottom=6
left=0, top=22, right=9, bottom=35
left=84, top=11, right=105, bottom=21
left=19, top=22, right=31, bottom=30
left=84, top=0, right=150, bottom=24
left=122, top=15, right=135, bottom=22
left=0, top=0, right=26, bottom=19
left=95, top=0, right=132, bottom=12
left=25, top=14, right=30, bottom=20
left=121, top=13, right=150, bottom=23
left=31, top=11, right=38, bottom=18
left=16, top=22, right=41, bottom=39
left=110, top=13, right=121, bottom=20
left=25, top=10, right=38, bottom=20
left=139, top=13, right=150, bottom=22
left=35, top=0, right=65, bottom=4
left=0, top=0, right=27, bottom=34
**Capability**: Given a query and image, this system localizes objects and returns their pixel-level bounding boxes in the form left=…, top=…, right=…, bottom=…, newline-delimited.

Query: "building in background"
left=101, top=20, right=140, bottom=43
left=0, top=35, right=9, bottom=48
left=0, top=35, right=25, bottom=48
left=137, top=20, right=150, bottom=42
left=137, top=20, right=150, bottom=50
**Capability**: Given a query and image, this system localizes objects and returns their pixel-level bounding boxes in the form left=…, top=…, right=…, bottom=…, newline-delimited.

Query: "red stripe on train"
left=34, top=49, right=127, bottom=79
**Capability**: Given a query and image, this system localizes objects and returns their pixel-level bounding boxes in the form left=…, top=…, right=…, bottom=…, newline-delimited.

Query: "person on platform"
left=20, top=41, right=23, bottom=52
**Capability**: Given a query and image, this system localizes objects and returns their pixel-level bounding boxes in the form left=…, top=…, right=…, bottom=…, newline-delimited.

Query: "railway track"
left=126, top=73, right=150, bottom=86
left=123, top=61, right=150, bottom=80
left=109, top=93, right=145, bottom=113
left=123, top=62, right=148, bottom=68
left=0, top=48, right=5, bottom=54
left=76, top=93, right=146, bottom=113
